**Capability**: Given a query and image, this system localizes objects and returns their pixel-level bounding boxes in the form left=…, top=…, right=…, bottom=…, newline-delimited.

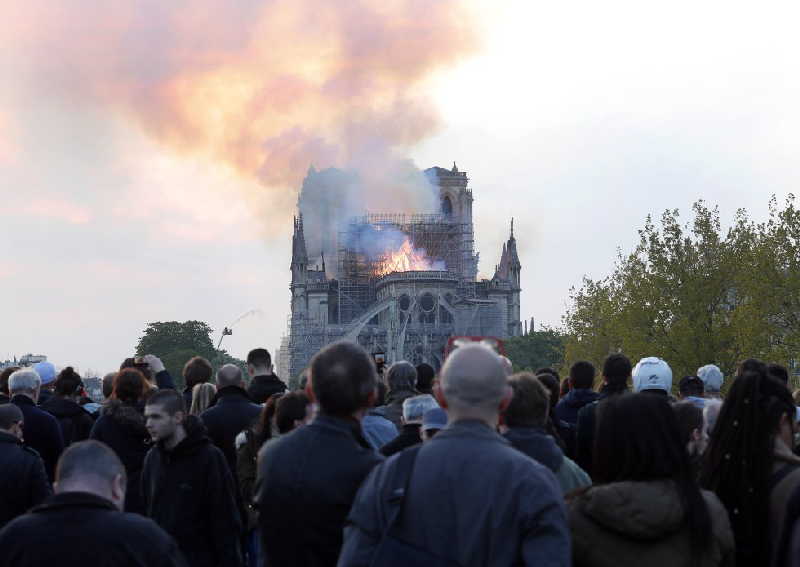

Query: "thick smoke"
left=6, top=0, right=477, bottom=227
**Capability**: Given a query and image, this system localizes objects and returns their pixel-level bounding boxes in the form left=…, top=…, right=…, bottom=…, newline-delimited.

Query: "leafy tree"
left=504, top=328, right=566, bottom=373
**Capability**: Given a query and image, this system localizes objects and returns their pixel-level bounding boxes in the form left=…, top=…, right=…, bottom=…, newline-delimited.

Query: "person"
left=339, top=344, right=570, bottom=567
left=182, top=356, right=213, bottom=410
left=503, top=373, right=590, bottom=494
left=40, top=366, right=94, bottom=445
left=0, top=404, right=51, bottom=529
left=536, top=370, right=570, bottom=452
left=703, top=398, right=723, bottom=437
left=700, top=359, right=800, bottom=565
left=257, top=341, right=383, bottom=566
left=575, top=353, right=632, bottom=476
left=246, top=348, right=287, bottom=404
left=379, top=394, right=439, bottom=457
left=9, top=368, right=64, bottom=481
left=200, top=364, right=262, bottom=474
left=0, top=366, right=19, bottom=404
left=361, top=381, right=398, bottom=450
left=672, top=401, right=708, bottom=477
left=0, top=440, right=186, bottom=567
left=768, top=362, right=790, bottom=385
left=678, top=375, right=706, bottom=408
left=142, top=389, right=242, bottom=567
left=189, top=382, right=216, bottom=416
left=374, top=361, right=418, bottom=429
left=101, top=371, right=116, bottom=399
left=420, top=406, right=447, bottom=441
left=32, top=361, right=57, bottom=406
left=554, top=361, right=599, bottom=426
left=415, top=362, right=435, bottom=395
left=632, top=356, right=673, bottom=396
left=89, top=368, right=151, bottom=513
left=569, top=393, right=734, bottom=567
left=697, top=364, right=724, bottom=398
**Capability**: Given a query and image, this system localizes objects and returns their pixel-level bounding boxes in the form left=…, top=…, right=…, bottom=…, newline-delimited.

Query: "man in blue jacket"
left=554, top=360, right=599, bottom=427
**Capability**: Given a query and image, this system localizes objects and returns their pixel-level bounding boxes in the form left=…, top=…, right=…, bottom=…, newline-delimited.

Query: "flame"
left=377, top=238, right=443, bottom=276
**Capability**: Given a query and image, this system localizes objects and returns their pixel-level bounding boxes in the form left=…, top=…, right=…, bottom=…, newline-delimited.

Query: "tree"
left=504, top=328, right=566, bottom=373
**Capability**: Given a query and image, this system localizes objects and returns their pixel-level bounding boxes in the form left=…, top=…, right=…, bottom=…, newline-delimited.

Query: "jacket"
left=379, top=423, right=421, bottom=457
left=247, top=373, right=287, bottom=404
left=339, top=420, right=571, bottom=567
left=0, top=430, right=51, bottom=529
left=40, top=396, right=95, bottom=445
left=11, top=395, right=64, bottom=482
left=236, top=428, right=263, bottom=531
left=0, top=491, right=187, bottom=567
left=258, top=415, right=383, bottom=566
left=554, top=389, right=600, bottom=426
left=569, top=480, right=735, bottom=567
left=504, top=426, right=591, bottom=494
left=374, top=387, right=417, bottom=429
left=200, top=386, right=262, bottom=474
left=141, top=416, right=243, bottom=567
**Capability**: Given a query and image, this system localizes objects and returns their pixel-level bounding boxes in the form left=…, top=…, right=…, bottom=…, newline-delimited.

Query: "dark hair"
left=183, top=356, right=213, bottom=388
left=111, top=369, right=147, bottom=404
left=145, top=389, right=186, bottom=415
left=700, top=360, right=795, bottom=562
left=0, top=366, right=20, bottom=395
left=602, top=353, right=632, bottom=392
left=415, top=363, right=435, bottom=393
left=0, top=403, right=23, bottom=429
left=505, top=373, right=549, bottom=428
left=54, top=367, right=84, bottom=397
left=121, top=357, right=153, bottom=383
left=310, top=341, right=376, bottom=417
left=386, top=361, right=417, bottom=392
left=56, top=440, right=127, bottom=485
left=594, top=393, right=711, bottom=555
left=570, top=361, right=596, bottom=390
left=767, top=363, right=789, bottom=385
left=672, top=401, right=704, bottom=447
left=254, top=393, right=282, bottom=443
left=535, top=372, right=560, bottom=412
left=275, top=392, right=310, bottom=434
left=102, top=373, right=115, bottom=399
left=535, top=367, right=560, bottom=381
left=679, top=375, right=705, bottom=398
left=247, top=348, right=272, bottom=369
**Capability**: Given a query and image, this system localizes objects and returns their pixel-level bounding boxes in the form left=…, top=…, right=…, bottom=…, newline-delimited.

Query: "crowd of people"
left=0, top=341, right=798, bottom=566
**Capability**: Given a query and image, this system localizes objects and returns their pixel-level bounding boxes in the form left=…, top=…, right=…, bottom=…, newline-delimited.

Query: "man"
left=379, top=394, right=439, bottom=457
left=182, top=356, right=213, bottom=410
left=0, top=366, right=20, bottom=404
left=257, top=341, right=383, bottom=566
left=361, top=381, right=398, bottom=450
left=200, top=364, right=262, bottom=473
left=101, top=371, right=116, bottom=399
left=9, top=368, right=64, bottom=481
left=632, top=356, right=673, bottom=396
left=677, top=375, right=706, bottom=408
left=0, top=404, right=51, bottom=528
left=575, top=353, right=631, bottom=477
left=374, top=361, right=418, bottom=429
left=503, top=374, right=590, bottom=494
left=142, top=390, right=242, bottom=567
left=421, top=407, right=447, bottom=441
left=0, top=440, right=185, bottom=567
left=246, top=348, right=287, bottom=404
left=554, top=361, right=599, bottom=427
left=32, top=361, right=57, bottom=406
left=697, top=363, right=724, bottom=398
left=339, top=344, right=570, bottom=567
left=415, top=363, right=435, bottom=395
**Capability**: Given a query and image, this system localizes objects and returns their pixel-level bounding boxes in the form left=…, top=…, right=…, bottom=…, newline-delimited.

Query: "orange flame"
left=377, top=238, right=442, bottom=276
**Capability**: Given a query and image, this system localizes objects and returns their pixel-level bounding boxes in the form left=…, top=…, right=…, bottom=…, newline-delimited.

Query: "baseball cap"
left=632, top=357, right=673, bottom=394
left=33, top=361, right=56, bottom=385
left=697, top=364, right=724, bottom=393
left=421, top=407, right=447, bottom=432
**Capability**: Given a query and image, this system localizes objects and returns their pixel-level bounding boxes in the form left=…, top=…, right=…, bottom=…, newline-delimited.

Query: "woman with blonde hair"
left=189, top=382, right=217, bottom=416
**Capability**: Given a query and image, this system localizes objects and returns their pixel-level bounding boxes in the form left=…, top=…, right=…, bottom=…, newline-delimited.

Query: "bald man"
left=339, top=344, right=570, bottom=567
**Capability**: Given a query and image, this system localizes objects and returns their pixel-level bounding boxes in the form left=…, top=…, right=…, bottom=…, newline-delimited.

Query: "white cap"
left=697, top=364, right=724, bottom=393
left=632, top=357, right=673, bottom=393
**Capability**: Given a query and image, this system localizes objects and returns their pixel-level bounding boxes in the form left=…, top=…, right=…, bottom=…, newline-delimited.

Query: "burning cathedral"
left=282, top=163, right=522, bottom=378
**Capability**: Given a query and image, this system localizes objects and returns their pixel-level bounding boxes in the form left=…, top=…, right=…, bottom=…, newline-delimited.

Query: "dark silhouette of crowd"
left=2, top=343, right=800, bottom=567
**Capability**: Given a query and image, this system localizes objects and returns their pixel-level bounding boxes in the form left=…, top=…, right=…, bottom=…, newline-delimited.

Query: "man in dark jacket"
left=374, top=361, right=418, bottom=429
left=554, top=361, right=599, bottom=427
left=181, top=356, right=213, bottom=410
left=40, top=367, right=94, bottom=445
left=200, top=364, right=262, bottom=473
left=142, top=390, right=242, bottom=567
left=9, top=368, right=64, bottom=481
left=339, top=344, right=570, bottom=567
left=0, top=440, right=186, bottom=567
left=257, top=341, right=383, bottom=566
left=380, top=394, right=439, bottom=457
left=245, top=348, right=287, bottom=404
left=0, top=404, right=51, bottom=529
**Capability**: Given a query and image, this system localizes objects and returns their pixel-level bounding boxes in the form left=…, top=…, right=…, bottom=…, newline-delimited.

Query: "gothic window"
left=442, top=195, right=453, bottom=217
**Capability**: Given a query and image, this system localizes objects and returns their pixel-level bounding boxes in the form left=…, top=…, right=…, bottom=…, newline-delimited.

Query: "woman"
left=701, top=359, right=800, bottom=566
left=189, top=382, right=216, bottom=416
left=40, top=367, right=95, bottom=445
left=569, top=393, right=734, bottom=567
left=89, top=368, right=151, bottom=513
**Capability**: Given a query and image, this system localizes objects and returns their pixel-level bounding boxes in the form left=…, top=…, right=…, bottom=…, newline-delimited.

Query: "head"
left=421, top=407, right=447, bottom=441
left=402, top=394, right=439, bottom=425
left=534, top=372, right=560, bottom=412
left=121, top=357, right=153, bottom=383
left=54, top=367, right=84, bottom=400
left=8, top=368, right=42, bottom=402
left=216, top=363, right=245, bottom=390
left=673, top=401, right=708, bottom=457
left=504, top=373, right=550, bottom=429
left=275, top=391, right=311, bottom=434
left=435, top=344, right=511, bottom=425
left=386, top=361, right=417, bottom=393
left=101, top=372, right=116, bottom=399
left=0, top=403, right=24, bottom=440
left=33, top=361, right=56, bottom=390
left=535, top=367, right=560, bottom=382
left=189, top=383, right=217, bottom=416
left=697, top=364, right=724, bottom=396
left=309, top=341, right=377, bottom=418
left=415, top=363, right=435, bottom=393
left=602, top=353, right=632, bottom=393
left=247, top=348, right=272, bottom=377
left=767, top=363, right=790, bottom=385
left=569, top=361, right=596, bottom=390
left=632, top=357, right=673, bottom=394
left=111, top=368, right=147, bottom=404
left=678, top=375, right=705, bottom=399
left=0, top=366, right=20, bottom=396
left=54, top=441, right=127, bottom=510
left=183, top=356, right=213, bottom=390
left=144, top=389, right=186, bottom=445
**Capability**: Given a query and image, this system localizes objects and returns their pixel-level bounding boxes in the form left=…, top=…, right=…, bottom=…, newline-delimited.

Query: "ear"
left=110, top=473, right=126, bottom=510
left=305, top=375, right=316, bottom=403
left=365, top=389, right=376, bottom=409
left=498, top=385, right=513, bottom=414
left=434, top=383, right=448, bottom=409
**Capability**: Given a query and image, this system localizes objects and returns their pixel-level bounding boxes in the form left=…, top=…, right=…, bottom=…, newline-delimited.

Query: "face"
left=144, top=403, right=182, bottom=443
left=9, top=420, right=23, bottom=441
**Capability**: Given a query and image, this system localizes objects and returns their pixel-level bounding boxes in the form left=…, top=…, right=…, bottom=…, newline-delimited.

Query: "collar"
left=0, top=430, right=21, bottom=445
left=10, top=394, right=35, bottom=406
left=33, top=491, right=117, bottom=514
left=313, top=415, right=372, bottom=449
left=214, top=385, right=252, bottom=402
left=436, top=419, right=508, bottom=444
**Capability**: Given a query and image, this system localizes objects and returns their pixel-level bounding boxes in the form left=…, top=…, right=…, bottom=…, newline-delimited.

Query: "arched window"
left=442, top=195, right=453, bottom=217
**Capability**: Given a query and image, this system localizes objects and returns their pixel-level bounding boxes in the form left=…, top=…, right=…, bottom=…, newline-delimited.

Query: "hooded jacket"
left=141, top=415, right=243, bottom=567
left=89, top=400, right=151, bottom=513
left=200, top=386, right=262, bottom=474
left=0, top=430, right=51, bottom=529
left=40, top=396, right=95, bottom=446
left=10, top=395, right=64, bottom=482
left=569, top=480, right=735, bottom=567
left=554, top=389, right=600, bottom=426
left=246, top=373, right=287, bottom=404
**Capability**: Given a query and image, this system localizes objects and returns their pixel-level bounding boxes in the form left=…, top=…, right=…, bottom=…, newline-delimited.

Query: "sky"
left=2, top=1, right=799, bottom=374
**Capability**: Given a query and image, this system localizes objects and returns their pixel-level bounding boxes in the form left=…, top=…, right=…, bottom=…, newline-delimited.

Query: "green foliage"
left=505, top=328, right=566, bottom=374
left=563, top=196, right=800, bottom=385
